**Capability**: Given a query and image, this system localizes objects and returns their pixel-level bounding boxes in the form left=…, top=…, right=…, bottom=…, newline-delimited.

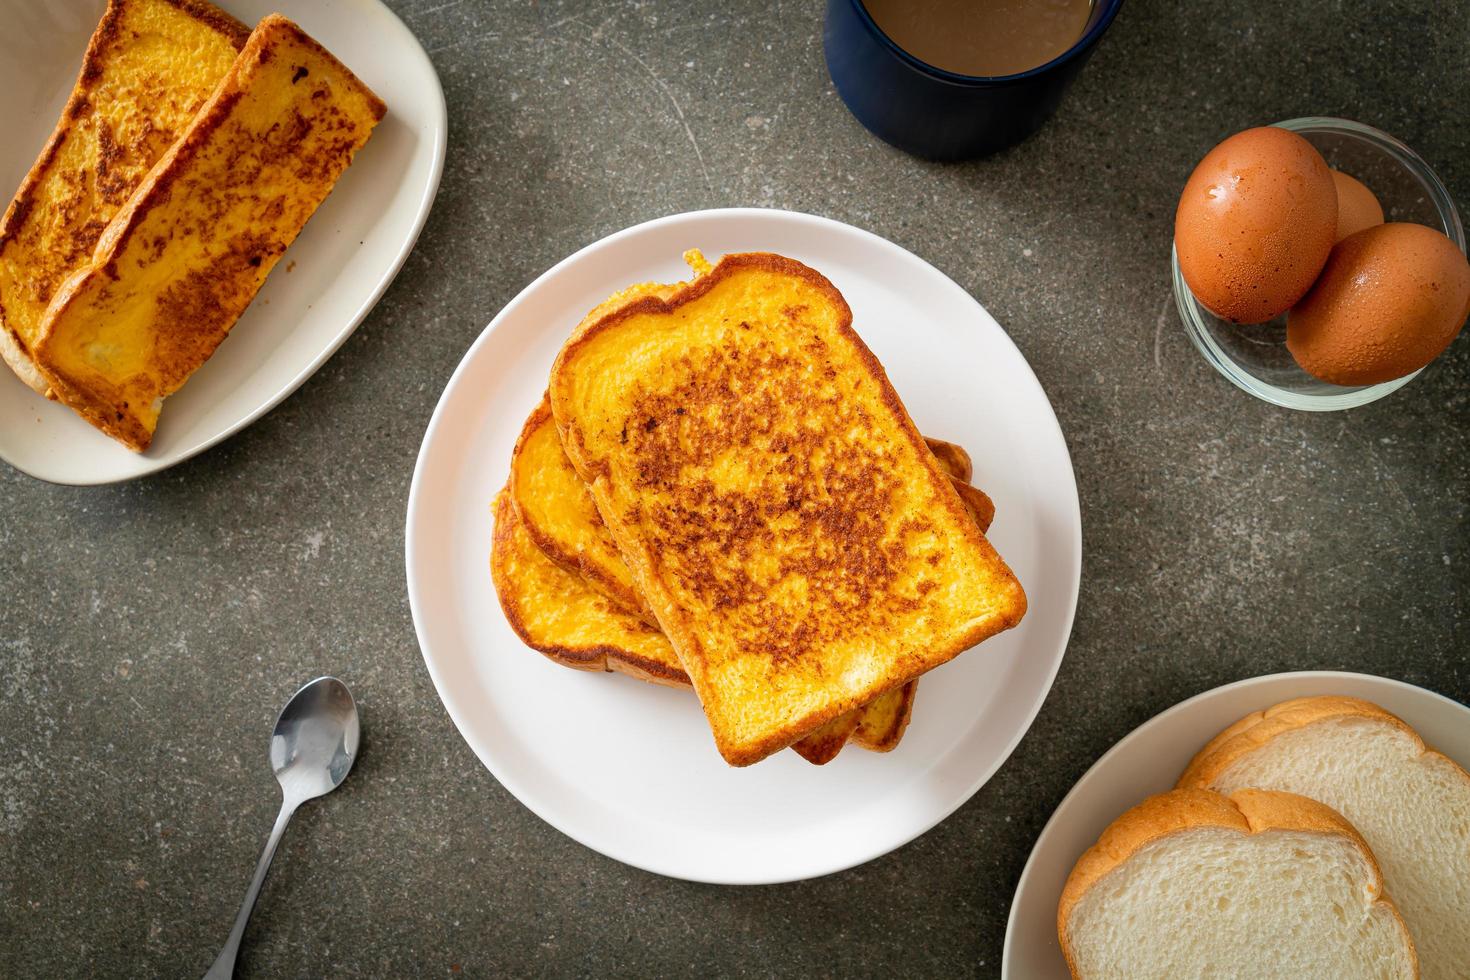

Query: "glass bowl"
left=1173, top=117, right=1466, bottom=411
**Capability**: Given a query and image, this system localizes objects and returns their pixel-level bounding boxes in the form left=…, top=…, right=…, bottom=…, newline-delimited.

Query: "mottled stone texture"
left=2, top=0, right=1467, bottom=976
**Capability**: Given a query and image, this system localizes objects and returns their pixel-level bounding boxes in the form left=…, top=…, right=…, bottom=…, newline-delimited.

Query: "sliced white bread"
left=1058, top=787, right=1417, bottom=980
left=1180, top=695, right=1470, bottom=980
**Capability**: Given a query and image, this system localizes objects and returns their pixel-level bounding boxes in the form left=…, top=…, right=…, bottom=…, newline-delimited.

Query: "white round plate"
left=0, top=0, right=446, bottom=485
left=1003, top=670, right=1470, bottom=978
left=406, top=208, right=1082, bottom=884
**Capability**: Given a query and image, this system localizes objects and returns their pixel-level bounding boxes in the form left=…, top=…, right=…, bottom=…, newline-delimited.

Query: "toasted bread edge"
left=491, top=488, right=688, bottom=688
left=33, top=13, right=385, bottom=451
left=509, top=395, right=656, bottom=623
left=550, top=252, right=1028, bottom=766
left=0, top=0, right=250, bottom=395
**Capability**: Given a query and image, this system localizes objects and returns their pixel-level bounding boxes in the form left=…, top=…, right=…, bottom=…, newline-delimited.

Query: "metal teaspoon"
left=203, top=677, right=360, bottom=979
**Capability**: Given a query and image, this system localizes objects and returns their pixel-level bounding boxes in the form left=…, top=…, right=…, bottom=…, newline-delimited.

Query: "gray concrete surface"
left=3, top=0, right=1467, bottom=976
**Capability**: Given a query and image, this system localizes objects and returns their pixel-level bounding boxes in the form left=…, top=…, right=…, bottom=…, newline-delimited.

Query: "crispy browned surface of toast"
left=501, top=396, right=997, bottom=763
left=493, top=486, right=902, bottom=762
left=925, top=438, right=972, bottom=484
left=851, top=683, right=917, bottom=752
left=491, top=488, right=687, bottom=688
left=33, top=14, right=385, bottom=450
left=550, top=252, right=1026, bottom=765
left=789, top=711, right=863, bottom=766
left=511, top=394, right=990, bottom=624
left=0, top=0, right=248, bottom=394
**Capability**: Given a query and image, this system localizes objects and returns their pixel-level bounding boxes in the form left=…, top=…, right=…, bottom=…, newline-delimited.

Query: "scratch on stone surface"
left=603, top=35, right=712, bottom=190
left=543, top=11, right=585, bottom=32
left=1361, top=432, right=1416, bottom=517
left=426, top=30, right=502, bottom=55
left=1154, top=293, right=1172, bottom=369
left=417, top=0, right=469, bottom=17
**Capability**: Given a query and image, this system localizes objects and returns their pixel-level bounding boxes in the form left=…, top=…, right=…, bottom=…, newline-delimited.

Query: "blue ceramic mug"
left=824, top=0, right=1125, bottom=161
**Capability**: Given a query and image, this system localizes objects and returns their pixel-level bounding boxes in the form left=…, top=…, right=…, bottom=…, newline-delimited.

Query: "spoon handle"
left=203, top=798, right=299, bottom=980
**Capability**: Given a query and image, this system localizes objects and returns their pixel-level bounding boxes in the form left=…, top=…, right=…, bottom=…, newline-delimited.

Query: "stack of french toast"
left=492, top=249, right=1027, bottom=766
left=0, top=0, right=383, bottom=451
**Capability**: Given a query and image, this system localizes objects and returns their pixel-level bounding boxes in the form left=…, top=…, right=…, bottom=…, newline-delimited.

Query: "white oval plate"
left=1003, top=670, right=1470, bottom=977
left=406, top=208, right=1082, bottom=884
left=0, top=0, right=446, bottom=485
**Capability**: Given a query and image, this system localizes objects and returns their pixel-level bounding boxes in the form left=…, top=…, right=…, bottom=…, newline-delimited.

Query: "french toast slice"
left=499, top=399, right=993, bottom=764
left=33, top=14, right=385, bottom=451
left=492, top=487, right=869, bottom=763
left=511, top=394, right=988, bottom=625
left=493, top=432, right=995, bottom=764
left=0, top=0, right=249, bottom=393
left=550, top=252, right=1026, bottom=765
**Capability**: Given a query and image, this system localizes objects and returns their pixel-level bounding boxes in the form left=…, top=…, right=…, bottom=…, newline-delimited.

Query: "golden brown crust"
left=32, top=13, right=384, bottom=450
left=1056, top=787, right=1412, bottom=979
left=0, top=0, right=248, bottom=394
left=851, top=682, right=917, bottom=752
left=550, top=252, right=1026, bottom=765
left=156, top=0, right=250, bottom=43
left=1177, top=696, right=1425, bottom=790
left=925, top=437, right=973, bottom=484
left=490, top=488, right=687, bottom=688
left=953, top=482, right=996, bottom=534
left=790, top=710, right=863, bottom=765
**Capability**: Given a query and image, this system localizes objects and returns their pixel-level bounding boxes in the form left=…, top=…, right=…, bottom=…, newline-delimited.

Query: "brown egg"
left=1287, top=222, right=1470, bottom=386
left=1331, top=170, right=1385, bottom=242
left=1175, top=127, right=1338, bottom=324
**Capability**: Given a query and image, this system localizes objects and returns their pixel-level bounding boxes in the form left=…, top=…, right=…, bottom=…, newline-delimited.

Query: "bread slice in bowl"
left=1180, top=695, right=1470, bottom=980
left=1058, top=787, right=1417, bottom=979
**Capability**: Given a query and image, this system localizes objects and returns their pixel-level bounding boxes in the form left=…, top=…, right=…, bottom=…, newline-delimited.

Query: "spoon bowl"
left=271, top=676, right=360, bottom=802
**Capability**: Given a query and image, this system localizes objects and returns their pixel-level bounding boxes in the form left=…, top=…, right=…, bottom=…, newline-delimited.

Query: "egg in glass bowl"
left=1172, top=117, right=1466, bottom=411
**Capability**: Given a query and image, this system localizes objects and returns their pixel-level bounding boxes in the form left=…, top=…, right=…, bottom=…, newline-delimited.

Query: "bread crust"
left=1056, top=787, right=1417, bottom=979
left=550, top=251, right=1026, bottom=765
left=33, top=13, right=385, bottom=450
left=490, top=488, right=688, bottom=688
left=1177, top=695, right=1449, bottom=791
left=925, top=437, right=973, bottom=484
left=789, top=710, right=863, bottom=765
left=850, top=683, right=917, bottom=752
left=0, top=0, right=249, bottom=394
left=494, top=485, right=927, bottom=758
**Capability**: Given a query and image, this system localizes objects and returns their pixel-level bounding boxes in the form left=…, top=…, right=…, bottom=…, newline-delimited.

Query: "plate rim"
left=0, top=0, right=448, bottom=486
left=406, top=206, right=1083, bottom=884
left=1000, top=669, right=1470, bottom=977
